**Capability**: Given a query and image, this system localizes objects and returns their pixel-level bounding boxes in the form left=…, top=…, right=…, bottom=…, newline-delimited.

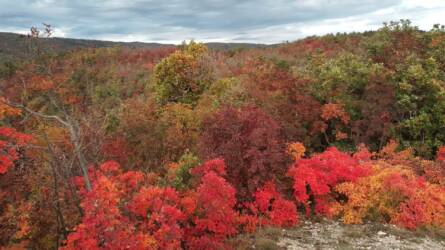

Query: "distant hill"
left=203, top=42, right=269, bottom=50
left=0, top=32, right=268, bottom=62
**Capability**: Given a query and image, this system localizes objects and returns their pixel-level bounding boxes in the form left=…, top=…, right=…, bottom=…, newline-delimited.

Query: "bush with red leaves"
left=185, top=159, right=239, bottom=250
left=62, top=161, right=183, bottom=250
left=250, top=181, right=298, bottom=228
left=0, top=127, right=32, bottom=174
left=287, top=147, right=370, bottom=215
left=199, top=106, right=290, bottom=200
left=64, top=159, right=243, bottom=250
left=437, top=146, right=445, bottom=162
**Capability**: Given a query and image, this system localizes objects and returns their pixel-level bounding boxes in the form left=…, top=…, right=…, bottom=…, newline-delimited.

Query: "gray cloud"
left=0, top=0, right=444, bottom=43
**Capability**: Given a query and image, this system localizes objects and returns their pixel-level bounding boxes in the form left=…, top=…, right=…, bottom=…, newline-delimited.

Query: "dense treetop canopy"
left=1, top=21, right=445, bottom=249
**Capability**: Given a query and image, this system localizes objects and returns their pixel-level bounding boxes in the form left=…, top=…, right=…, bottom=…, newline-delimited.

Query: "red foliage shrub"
left=199, top=106, right=289, bottom=200
left=186, top=160, right=239, bottom=250
left=0, top=127, right=32, bottom=174
left=63, top=169, right=155, bottom=249
left=287, top=147, right=369, bottom=215
left=395, top=183, right=445, bottom=229
left=65, top=159, right=243, bottom=250
left=437, top=146, right=445, bottom=161
left=63, top=161, right=184, bottom=250
left=387, top=172, right=445, bottom=229
left=250, top=181, right=298, bottom=227
left=127, top=186, right=184, bottom=249
left=190, top=158, right=227, bottom=178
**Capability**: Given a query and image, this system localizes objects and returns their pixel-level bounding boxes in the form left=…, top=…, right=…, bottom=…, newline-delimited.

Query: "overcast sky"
left=1, top=0, right=444, bottom=44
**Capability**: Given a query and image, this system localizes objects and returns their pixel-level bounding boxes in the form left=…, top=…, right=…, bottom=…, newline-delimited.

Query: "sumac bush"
left=185, top=159, right=239, bottom=249
left=287, top=147, right=370, bottom=215
left=63, top=159, right=242, bottom=250
left=248, top=181, right=298, bottom=228
left=333, top=163, right=445, bottom=229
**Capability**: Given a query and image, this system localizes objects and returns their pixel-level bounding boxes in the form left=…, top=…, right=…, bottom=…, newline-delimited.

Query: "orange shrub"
left=333, top=162, right=445, bottom=229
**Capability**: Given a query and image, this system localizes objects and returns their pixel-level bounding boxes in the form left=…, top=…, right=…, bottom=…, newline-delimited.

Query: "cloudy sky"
left=1, top=0, right=444, bottom=44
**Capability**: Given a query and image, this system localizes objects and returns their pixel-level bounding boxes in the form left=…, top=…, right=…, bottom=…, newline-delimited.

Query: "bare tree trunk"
left=67, top=119, right=92, bottom=191
left=42, top=133, right=68, bottom=248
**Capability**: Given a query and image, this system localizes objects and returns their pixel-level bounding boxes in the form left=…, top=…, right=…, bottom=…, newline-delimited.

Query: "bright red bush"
left=287, top=147, right=369, bottom=215
left=251, top=181, right=298, bottom=227
left=127, top=186, right=184, bottom=249
left=186, top=160, right=239, bottom=250
left=437, top=146, right=445, bottom=161
left=393, top=180, right=445, bottom=229
left=0, top=127, right=32, bottom=174
left=63, top=161, right=185, bottom=250
left=190, top=158, right=227, bottom=178
left=64, top=159, right=243, bottom=250
left=62, top=167, right=155, bottom=249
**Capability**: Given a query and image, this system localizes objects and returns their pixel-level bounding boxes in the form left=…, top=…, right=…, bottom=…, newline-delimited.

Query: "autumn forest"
left=1, top=20, right=445, bottom=249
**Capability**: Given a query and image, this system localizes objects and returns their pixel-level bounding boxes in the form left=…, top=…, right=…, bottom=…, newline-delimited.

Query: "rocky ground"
left=233, top=219, right=445, bottom=250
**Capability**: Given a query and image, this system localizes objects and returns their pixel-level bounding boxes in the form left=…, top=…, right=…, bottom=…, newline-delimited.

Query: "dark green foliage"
left=393, top=56, right=445, bottom=157
left=0, top=61, right=17, bottom=78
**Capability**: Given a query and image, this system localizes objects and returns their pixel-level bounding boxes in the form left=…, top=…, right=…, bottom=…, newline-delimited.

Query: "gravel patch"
left=276, top=220, right=445, bottom=250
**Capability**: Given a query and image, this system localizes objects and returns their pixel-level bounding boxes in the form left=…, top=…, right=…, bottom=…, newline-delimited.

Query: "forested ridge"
left=1, top=20, right=445, bottom=249
left=0, top=31, right=267, bottom=64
